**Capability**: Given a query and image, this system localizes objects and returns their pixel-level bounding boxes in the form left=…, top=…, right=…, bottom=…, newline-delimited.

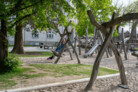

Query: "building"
left=8, top=24, right=75, bottom=46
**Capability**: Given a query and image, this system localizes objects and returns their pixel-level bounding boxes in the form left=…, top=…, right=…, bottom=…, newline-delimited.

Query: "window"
left=25, top=27, right=31, bottom=32
left=32, top=31, right=39, bottom=39
left=47, top=32, right=54, bottom=39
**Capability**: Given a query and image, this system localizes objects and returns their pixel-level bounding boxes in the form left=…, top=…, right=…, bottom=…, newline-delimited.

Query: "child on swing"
left=47, top=38, right=66, bottom=60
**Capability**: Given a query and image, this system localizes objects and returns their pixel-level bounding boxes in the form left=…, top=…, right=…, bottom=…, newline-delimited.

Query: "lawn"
left=134, top=48, right=138, bottom=50
left=11, top=51, right=53, bottom=57
left=0, top=64, right=119, bottom=90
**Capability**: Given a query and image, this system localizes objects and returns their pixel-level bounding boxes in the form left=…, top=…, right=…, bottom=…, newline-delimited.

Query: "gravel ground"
left=21, top=50, right=138, bottom=92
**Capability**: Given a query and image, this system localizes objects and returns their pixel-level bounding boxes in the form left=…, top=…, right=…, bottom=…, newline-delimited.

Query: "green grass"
left=0, top=68, right=46, bottom=89
left=0, top=64, right=119, bottom=90
left=134, top=48, right=138, bottom=50
left=30, top=64, right=119, bottom=77
left=11, top=52, right=53, bottom=57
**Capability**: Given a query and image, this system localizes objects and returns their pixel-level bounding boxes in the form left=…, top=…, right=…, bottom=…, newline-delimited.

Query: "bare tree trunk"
left=66, top=44, right=73, bottom=60
left=127, top=20, right=138, bottom=51
left=78, top=37, right=81, bottom=55
left=65, top=29, right=81, bottom=64
left=121, top=28, right=127, bottom=60
left=85, top=24, right=89, bottom=53
left=108, top=46, right=112, bottom=57
left=84, top=26, right=115, bottom=91
left=69, top=39, right=81, bottom=64
left=0, top=19, right=8, bottom=72
left=11, top=23, right=25, bottom=54
left=130, top=19, right=138, bottom=42
left=110, top=40, right=127, bottom=85
left=120, top=44, right=123, bottom=53
left=85, top=10, right=128, bottom=91
left=99, top=31, right=109, bottom=58
left=73, top=32, right=77, bottom=53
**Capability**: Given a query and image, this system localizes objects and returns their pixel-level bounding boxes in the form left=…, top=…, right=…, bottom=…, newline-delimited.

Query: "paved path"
left=8, top=47, right=51, bottom=52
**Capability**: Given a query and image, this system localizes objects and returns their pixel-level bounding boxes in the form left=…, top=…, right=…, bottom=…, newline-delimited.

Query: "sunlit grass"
left=11, top=52, right=53, bottom=57
left=0, top=64, right=119, bottom=90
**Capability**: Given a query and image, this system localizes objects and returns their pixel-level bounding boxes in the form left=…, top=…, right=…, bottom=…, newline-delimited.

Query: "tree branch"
left=8, top=0, right=42, bottom=16
left=9, top=12, right=35, bottom=28
left=102, top=13, right=138, bottom=28
left=87, top=10, right=107, bottom=35
left=87, top=10, right=101, bottom=28
left=8, top=0, right=23, bottom=16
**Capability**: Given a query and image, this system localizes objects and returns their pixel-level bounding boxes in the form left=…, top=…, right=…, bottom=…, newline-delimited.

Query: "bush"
left=2, top=54, right=21, bottom=73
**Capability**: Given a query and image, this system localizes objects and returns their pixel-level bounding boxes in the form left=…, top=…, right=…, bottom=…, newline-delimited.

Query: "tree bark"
left=0, top=19, right=8, bottom=72
left=99, top=31, right=109, bottom=58
left=84, top=26, right=115, bottom=91
left=127, top=19, right=138, bottom=51
left=66, top=44, right=73, bottom=60
left=129, top=19, right=138, bottom=42
left=11, top=23, right=25, bottom=54
left=69, top=39, right=81, bottom=64
left=78, top=37, right=81, bottom=55
left=85, top=24, right=89, bottom=53
left=110, top=40, right=127, bottom=85
left=85, top=10, right=128, bottom=91
left=66, top=30, right=81, bottom=64
left=121, top=28, right=127, bottom=60
left=73, top=32, right=77, bottom=53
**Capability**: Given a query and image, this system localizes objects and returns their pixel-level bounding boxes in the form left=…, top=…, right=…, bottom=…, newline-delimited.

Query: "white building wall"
left=8, top=24, right=68, bottom=46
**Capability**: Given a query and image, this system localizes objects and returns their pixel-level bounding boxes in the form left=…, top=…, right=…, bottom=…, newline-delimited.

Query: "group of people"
left=47, top=38, right=67, bottom=60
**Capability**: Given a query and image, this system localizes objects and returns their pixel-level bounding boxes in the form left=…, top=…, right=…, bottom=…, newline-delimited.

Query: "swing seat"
left=51, top=50, right=65, bottom=57
left=51, top=49, right=59, bottom=56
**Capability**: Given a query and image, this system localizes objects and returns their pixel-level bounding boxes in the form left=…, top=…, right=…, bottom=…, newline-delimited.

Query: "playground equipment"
left=84, top=41, right=99, bottom=58
left=83, top=29, right=110, bottom=58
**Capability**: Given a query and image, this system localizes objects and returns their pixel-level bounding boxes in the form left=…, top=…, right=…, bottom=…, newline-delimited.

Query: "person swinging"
left=47, top=38, right=66, bottom=60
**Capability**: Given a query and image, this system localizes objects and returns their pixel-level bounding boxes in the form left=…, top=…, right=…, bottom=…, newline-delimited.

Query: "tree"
left=0, top=0, right=84, bottom=71
left=119, top=0, right=138, bottom=51
left=83, top=10, right=138, bottom=91
left=11, top=0, right=84, bottom=54
left=0, top=0, right=52, bottom=71
left=76, top=0, right=116, bottom=37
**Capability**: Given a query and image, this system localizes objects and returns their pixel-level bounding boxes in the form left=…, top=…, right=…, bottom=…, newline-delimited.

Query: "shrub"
left=2, top=54, right=21, bottom=73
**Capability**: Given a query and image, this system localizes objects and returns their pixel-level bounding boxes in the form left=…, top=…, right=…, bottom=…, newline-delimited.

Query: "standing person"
left=47, top=38, right=66, bottom=60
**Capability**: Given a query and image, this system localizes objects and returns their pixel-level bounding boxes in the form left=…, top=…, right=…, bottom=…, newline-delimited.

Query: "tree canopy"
left=75, top=0, right=116, bottom=36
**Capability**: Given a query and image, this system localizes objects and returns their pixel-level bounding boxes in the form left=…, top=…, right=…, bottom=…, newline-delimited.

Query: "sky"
left=112, top=0, right=137, bottom=7
left=112, top=0, right=138, bottom=33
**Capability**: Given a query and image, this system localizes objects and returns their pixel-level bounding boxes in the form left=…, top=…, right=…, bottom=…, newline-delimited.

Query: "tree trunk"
left=108, top=46, right=112, bottom=57
left=121, top=28, right=127, bottom=60
left=130, top=19, right=138, bottom=42
left=73, top=32, right=77, bottom=53
left=66, top=44, right=73, bottom=60
left=99, top=30, right=109, bottom=58
left=78, top=37, right=81, bottom=55
left=11, top=23, right=25, bottom=54
left=127, top=20, right=138, bottom=51
left=84, top=27, right=115, bottom=91
left=85, top=24, right=89, bottom=53
left=66, top=30, right=81, bottom=64
left=110, top=40, right=127, bottom=85
left=0, top=19, right=8, bottom=72
left=69, top=39, right=81, bottom=64
left=86, top=10, right=130, bottom=92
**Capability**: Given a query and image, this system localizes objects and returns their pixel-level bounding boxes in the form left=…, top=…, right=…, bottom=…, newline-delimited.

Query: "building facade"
left=8, top=24, right=75, bottom=46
